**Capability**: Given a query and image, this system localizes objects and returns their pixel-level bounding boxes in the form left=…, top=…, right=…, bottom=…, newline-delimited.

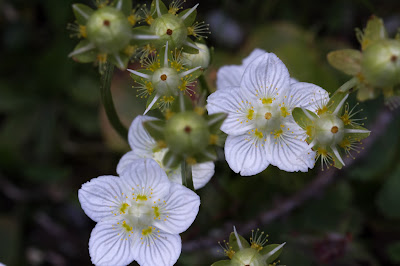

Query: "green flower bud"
left=361, top=39, right=400, bottom=88
left=231, top=248, right=264, bottom=266
left=152, top=67, right=181, bottom=96
left=181, top=43, right=211, bottom=69
left=314, top=113, right=345, bottom=146
left=86, top=7, right=132, bottom=53
left=150, top=14, right=188, bottom=49
left=165, top=111, right=210, bottom=156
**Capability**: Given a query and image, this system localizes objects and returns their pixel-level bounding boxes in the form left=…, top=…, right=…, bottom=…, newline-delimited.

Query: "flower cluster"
left=213, top=227, right=285, bottom=266
left=207, top=49, right=328, bottom=175
left=327, top=15, right=400, bottom=108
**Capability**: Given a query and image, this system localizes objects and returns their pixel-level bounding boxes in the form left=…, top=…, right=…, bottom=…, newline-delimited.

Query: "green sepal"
left=210, top=46, right=215, bottom=66
left=187, top=68, right=204, bottom=80
left=215, top=132, right=228, bottom=147
left=194, top=147, right=217, bottom=163
left=182, top=38, right=200, bottom=54
left=147, top=93, right=160, bottom=111
left=143, top=120, right=166, bottom=141
left=260, top=244, right=284, bottom=263
left=162, top=150, right=182, bottom=169
left=211, top=260, right=231, bottom=266
left=129, top=69, right=153, bottom=83
left=327, top=90, right=349, bottom=114
left=344, top=124, right=370, bottom=141
left=171, top=93, right=193, bottom=112
left=329, top=146, right=344, bottom=169
left=70, top=40, right=97, bottom=63
left=356, top=83, right=378, bottom=101
left=358, top=15, right=388, bottom=50
left=109, top=53, right=129, bottom=70
left=150, top=0, right=168, bottom=18
left=131, top=26, right=156, bottom=46
left=112, top=0, right=132, bottom=16
left=179, top=8, right=197, bottom=27
left=292, top=107, right=317, bottom=130
left=327, top=49, right=362, bottom=76
left=206, top=113, right=227, bottom=133
left=72, top=4, right=94, bottom=25
left=229, top=232, right=250, bottom=252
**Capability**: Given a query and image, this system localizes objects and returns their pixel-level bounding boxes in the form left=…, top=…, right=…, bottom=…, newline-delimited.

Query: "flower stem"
left=337, top=77, right=358, bottom=93
left=100, top=62, right=128, bottom=140
left=198, top=74, right=211, bottom=94
left=181, top=160, right=195, bottom=191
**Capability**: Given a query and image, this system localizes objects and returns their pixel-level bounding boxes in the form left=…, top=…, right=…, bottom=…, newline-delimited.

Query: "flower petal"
left=217, top=65, right=243, bottom=89
left=266, top=121, right=315, bottom=172
left=192, top=162, right=215, bottom=189
left=133, top=231, right=181, bottom=266
left=240, top=53, right=290, bottom=102
left=117, top=151, right=143, bottom=175
left=78, top=175, right=127, bottom=222
left=242, top=48, right=267, bottom=66
left=225, top=134, right=270, bottom=176
left=286, top=82, right=329, bottom=112
left=207, top=87, right=256, bottom=135
left=128, top=115, right=158, bottom=156
left=120, top=159, right=171, bottom=200
left=89, top=220, right=135, bottom=266
left=152, top=183, right=200, bottom=234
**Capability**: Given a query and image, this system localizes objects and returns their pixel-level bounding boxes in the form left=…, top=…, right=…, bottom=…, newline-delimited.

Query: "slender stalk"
left=198, top=74, right=211, bottom=94
left=181, top=160, right=195, bottom=191
left=100, top=62, right=128, bottom=140
left=337, top=77, right=358, bottom=93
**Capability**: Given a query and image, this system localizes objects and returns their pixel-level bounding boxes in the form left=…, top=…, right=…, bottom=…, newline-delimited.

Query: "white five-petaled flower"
left=117, top=115, right=215, bottom=190
left=207, top=49, right=329, bottom=175
left=79, top=159, right=200, bottom=266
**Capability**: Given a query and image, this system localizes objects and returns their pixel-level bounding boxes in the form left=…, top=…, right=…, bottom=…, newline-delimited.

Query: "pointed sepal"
left=261, top=243, right=285, bottom=264
left=113, top=0, right=132, bottom=16
left=72, top=4, right=94, bottom=25
left=143, top=119, right=166, bottom=141
left=327, top=49, right=362, bottom=76
left=206, top=113, right=227, bottom=133
left=162, top=150, right=182, bottom=169
left=292, top=107, right=317, bottom=130
left=229, top=232, right=250, bottom=252
left=70, top=40, right=97, bottom=63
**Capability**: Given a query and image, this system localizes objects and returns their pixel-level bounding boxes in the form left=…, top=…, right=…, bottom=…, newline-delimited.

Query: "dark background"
left=1, top=0, right=400, bottom=265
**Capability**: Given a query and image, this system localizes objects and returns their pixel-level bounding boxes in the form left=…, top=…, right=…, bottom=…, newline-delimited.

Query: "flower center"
left=315, top=114, right=345, bottom=145
left=152, top=67, right=180, bottom=96
left=331, top=126, right=339, bottom=133
left=166, top=29, right=173, bottom=35
left=103, top=19, right=110, bottom=26
left=161, top=74, right=168, bottom=81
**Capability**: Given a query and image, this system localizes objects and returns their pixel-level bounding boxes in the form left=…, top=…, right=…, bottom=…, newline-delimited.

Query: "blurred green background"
left=1, top=0, right=400, bottom=265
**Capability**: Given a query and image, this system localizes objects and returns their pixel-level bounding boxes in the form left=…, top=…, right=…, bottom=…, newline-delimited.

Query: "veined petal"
left=217, top=65, right=243, bottom=90
left=192, top=162, right=215, bottom=189
left=240, top=53, right=290, bottom=103
left=133, top=231, right=181, bottom=266
left=225, top=134, right=270, bottom=176
left=120, top=159, right=171, bottom=200
left=78, top=176, right=127, bottom=222
left=242, top=48, right=267, bottom=66
left=117, top=151, right=144, bottom=175
left=89, top=219, right=136, bottom=266
left=128, top=115, right=158, bottom=156
left=152, top=183, right=200, bottom=234
left=207, top=87, right=257, bottom=135
left=287, top=82, right=329, bottom=112
left=266, top=121, right=315, bottom=172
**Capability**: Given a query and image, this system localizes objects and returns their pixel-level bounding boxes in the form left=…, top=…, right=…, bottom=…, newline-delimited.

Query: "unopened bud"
left=150, top=14, right=187, bottom=49
left=182, top=43, right=211, bottom=69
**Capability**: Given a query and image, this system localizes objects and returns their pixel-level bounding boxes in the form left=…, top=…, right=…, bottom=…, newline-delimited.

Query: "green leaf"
left=162, top=150, right=182, bottom=169
left=376, top=164, right=400, bottom=219
left=211, top=260, right=231, bottom=266
left=113, top=0, right=132, bottom=16
left=292, top=107, right=317, bottom=130
left=327, top=49, right=362, bottom=76
left=229, top=231, right=250, bottom=252
left=150, top=0, right=168, bottom=18
left=70, top=40, right=97, bottom=63
left=143, top=120, right=166, bottom=141
left=179, top=8, right=197, bottom=27
left=72, top=4, right=94, bottom=25
left=206, top=113, right=227, bottom=133
left=260, top=243, right=285, bottom=263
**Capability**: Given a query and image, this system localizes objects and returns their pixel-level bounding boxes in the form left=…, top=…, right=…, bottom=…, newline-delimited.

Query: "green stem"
left=198, top=74, right=211, bottom=94
left=337, top=77, right=359, bottom=93
left=181, top=160, right=195, bottom=191
left=100, top=62, right=128, bottom=140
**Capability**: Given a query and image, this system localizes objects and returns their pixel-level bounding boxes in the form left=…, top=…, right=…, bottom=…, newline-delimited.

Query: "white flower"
left=117, top=115, right=215, bottom=190
left=207, top=50, right=329, bottom=175
left=79, top=159, right=200, bottom=266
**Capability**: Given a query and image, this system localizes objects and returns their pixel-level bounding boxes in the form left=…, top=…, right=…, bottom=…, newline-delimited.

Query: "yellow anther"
left=186, top=157, right=197, bottom=165
left=194, top=106, right=205, bottom=116
left=119, top=203, right=129, bottom=214
left=209, top=134, right=218, bottom=145
left=254, top=129, right=263, bottom=139
left=247, top=109, right=254, bottom=120
left=280, top=106, right=290, bottom=117
left=262, top=98, right=273, bottom=104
